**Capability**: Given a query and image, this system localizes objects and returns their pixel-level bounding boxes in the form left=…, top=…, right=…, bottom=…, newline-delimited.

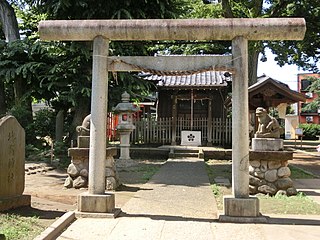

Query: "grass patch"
left=205, top=161, right=232, bottom=210
left=0, top=214, right=44, bottom=240
left=124, top=164, right=162, bottom=182
left=140, top=165, right=161, bottom=181
left=205, top=159, right=232, bottom=179
left=259, top=192, right=320, bottom=215
left=205, top=159, right=320, bottom=214
left=289, top=165, right=315, bottom=179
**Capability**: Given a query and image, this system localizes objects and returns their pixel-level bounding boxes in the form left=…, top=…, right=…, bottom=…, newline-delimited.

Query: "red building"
left=297, top=73, right=320, bottom=124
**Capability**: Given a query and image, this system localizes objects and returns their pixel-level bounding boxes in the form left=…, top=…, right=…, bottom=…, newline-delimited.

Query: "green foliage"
left=141, top=165, right=161, bottom=181
left=259, top=192, right=320, bottom=215
left=30, top=108, right=56, bottom=140
left=0, top=38, right=86, bottom=110
left=0, top=214, right=44, bottom=240
left=267, top=0, right=320, bottom=72
left=299, top=123, right=320, bottom=140
left=211, top=184, right=221, bottom=197
left=7, top=104, right=32, bottom=130
left=146, top=0, right=229, bottom=56
left=302, top=76, right=320, bottom=113
left=8, top=104, right=37, bottom=145
left=183, top=0, right=223, bottom=18
left=53, top=141, right=70, bottom=168
left=0, top=0, right=192, bottom=147
left=36, top=0, right=187, bottom=20
left=289, top=165, right=315, bottom=179
left=9, top=105, right=55, bottom=147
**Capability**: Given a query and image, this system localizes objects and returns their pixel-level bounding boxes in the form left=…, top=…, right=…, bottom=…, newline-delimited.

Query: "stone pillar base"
left=219, top=214, right=268, bottom=223
left=0, top=195, right=31, bottom=211
left=77, top=192, right=119, bottom=217
left=219, top=195, right=267, bottom=222
left=252, top=138, right=283, bottom=151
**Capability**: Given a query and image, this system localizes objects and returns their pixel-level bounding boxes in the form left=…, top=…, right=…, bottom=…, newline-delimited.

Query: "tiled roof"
left=142, top=71, right=230, bottom=88
left=249, top=74, right=306, bottom=103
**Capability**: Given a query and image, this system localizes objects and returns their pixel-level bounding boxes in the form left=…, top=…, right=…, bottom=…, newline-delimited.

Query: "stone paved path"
left=56, top=156, right=320, bottom=240
left=58, top=158, right=218, bottom=240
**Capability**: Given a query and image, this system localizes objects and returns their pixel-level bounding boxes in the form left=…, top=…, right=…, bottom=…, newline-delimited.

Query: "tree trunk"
left=55, top=110, right=64, bottom=142
left=248, top=48, right=260, bottom=86
left=0, top=79, right=6, bottom=115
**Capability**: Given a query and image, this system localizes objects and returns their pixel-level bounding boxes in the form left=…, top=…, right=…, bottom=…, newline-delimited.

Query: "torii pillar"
left=39, top=19, right=306, bottom=219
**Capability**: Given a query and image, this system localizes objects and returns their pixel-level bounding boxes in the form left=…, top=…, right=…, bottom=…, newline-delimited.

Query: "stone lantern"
left=113, top=92, right=138, bottom=164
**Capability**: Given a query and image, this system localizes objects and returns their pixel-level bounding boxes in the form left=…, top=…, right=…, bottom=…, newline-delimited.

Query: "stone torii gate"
left=39, top=18, right=306, bottom=220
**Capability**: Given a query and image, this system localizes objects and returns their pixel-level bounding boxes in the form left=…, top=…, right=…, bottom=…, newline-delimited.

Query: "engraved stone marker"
left=0, top=115, right=31, bottom=211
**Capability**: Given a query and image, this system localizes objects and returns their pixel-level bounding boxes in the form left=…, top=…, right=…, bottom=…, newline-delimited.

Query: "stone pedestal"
left=65, top=146, right=119, bottom=190
left=249, top=150, right=296, bottom=196
left=250, top=137, right=296, bottom=196
left=78, top=136, right=90, bottom=148
left=76, top=192, right=119, bottom=217
left=219, top=196, right=267, bottom=223
left=252, top=138, right=283, bottom=151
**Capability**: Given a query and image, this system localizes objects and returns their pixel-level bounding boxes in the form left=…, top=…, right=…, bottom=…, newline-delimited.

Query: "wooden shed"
left=249, top=74, right=306, bottom=110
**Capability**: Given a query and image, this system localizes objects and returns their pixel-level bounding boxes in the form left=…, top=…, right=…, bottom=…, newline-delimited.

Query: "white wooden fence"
left=130, top=117, right=232, bottom=145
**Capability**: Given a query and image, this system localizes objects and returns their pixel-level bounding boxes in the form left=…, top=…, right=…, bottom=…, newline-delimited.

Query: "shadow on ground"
left=3, top=206, right=65, bottom=220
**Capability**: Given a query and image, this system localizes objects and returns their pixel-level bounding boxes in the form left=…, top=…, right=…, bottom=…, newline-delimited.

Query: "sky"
left=257, top=48, right=309, bottom=91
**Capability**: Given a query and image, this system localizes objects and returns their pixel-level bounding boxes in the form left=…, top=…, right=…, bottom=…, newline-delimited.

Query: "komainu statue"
left=254, top=107, right=280, bottom=139
left=76, top=114, right=91, bottom=136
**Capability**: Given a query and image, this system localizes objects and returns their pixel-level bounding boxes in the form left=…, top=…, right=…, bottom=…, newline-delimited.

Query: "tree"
left=0, top=0, right=20, bottom=115
left=177, top=0, right=320, bottom=86
left=0, top=0, right=188, bottom=142
left=221, top=0, right=320, bottom=85
left=0, top=0, right=33, bottom=117
left=267, top=0, right=320, bottom=73
left=302, top=76, right=320, bottom=113
left=32, top=0, right=187, bottom=139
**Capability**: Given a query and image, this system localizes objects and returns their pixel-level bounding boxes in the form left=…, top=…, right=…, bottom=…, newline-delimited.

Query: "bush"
left=31, top=108, right=56, bottom=140
left=8, top=105, right=56, bottom=146
left=299, top=123, right=320, bottom=140
left=7, top=105, right=32, bottom=129
left=8, top=105, right=35, bottom=145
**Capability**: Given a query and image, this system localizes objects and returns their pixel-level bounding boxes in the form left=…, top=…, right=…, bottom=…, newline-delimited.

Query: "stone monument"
left=0, top=115, right=31, bottom=211
left=113, top=92, right=138, bottom=166
left=250, top=107, right=297, bottom=196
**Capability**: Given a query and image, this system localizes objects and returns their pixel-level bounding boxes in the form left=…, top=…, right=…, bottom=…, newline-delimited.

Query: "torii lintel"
left=39, top=18, right=306, bottom=41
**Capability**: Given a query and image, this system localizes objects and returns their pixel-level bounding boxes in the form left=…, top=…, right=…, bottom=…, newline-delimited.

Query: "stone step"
left=173, top=152, right=200, bottom=158
left=173, top=148, right=199, bottom=153
left=25, top=163, right=56, bottom=175
left=214, top=176, right=231, bottom=187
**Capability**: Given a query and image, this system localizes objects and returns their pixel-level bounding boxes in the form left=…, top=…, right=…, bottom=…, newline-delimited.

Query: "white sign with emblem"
left=181, top=131, right=201, bottom=146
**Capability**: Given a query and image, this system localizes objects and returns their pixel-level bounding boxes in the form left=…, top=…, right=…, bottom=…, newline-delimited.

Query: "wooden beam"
left=107, top=55, right=234, bottom=72
left=39, top=18, right=306, bottom=41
